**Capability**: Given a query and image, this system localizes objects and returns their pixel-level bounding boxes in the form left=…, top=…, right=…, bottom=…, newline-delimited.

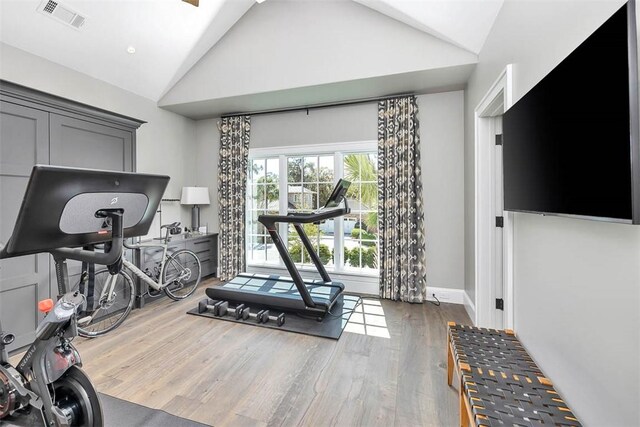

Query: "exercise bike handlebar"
left=50, top=210, right=124, bottom=265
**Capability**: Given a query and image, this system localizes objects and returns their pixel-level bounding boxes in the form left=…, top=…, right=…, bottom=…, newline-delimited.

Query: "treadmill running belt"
left=224, top=273, right=341, bottom=304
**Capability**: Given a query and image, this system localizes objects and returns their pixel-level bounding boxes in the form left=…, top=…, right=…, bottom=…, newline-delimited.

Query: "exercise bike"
left=0, top=165, right=169, bottom=426
left=0, top=209, right=123, bottom=426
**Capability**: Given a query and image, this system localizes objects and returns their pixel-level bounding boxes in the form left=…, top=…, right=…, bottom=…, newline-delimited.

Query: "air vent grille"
left=70, top=15, right=85, bottom=29
left=43, top=0, right=57, bottom=14
left=37, top=0, right=86, bottom=30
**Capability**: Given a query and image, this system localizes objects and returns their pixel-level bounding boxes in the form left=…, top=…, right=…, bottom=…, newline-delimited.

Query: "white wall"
left=160, top=0, right=476, bottom=108
left=194, top=118, right=220, bottom=233
left=194, top=92, right=465, bottom=293
left=421, top=92, right=465, bottom=292
left=0, top=43, right=198, bottom=229
left=513, top=214, right=640, bottom=426
left=464, top=1, right=640, bottom=424
left=250, top=102, right=377, bottom=148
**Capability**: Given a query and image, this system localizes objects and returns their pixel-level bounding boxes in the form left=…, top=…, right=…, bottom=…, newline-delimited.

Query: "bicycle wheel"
left=162, top=249, right=201, bottom=300
left=73, top=269, right=135, bottom=337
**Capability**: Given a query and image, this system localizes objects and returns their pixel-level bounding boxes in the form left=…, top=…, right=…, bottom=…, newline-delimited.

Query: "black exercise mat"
left=187, top=294, right=361, bottom=340
left=2, top=393, right=209, bottom=427
left=100, top=393, right=210, bottom=427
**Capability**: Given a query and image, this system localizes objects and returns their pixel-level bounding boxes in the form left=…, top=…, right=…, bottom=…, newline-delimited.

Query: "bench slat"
left=447, top=322, right=582, bottom=427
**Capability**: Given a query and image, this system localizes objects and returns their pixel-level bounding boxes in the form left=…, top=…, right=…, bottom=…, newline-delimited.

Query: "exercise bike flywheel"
left=0, top=368, right=17, bottom=419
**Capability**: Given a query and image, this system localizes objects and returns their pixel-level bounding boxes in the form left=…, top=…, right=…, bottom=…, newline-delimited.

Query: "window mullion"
left=246, top=161, right=252, bottom=263
left=334, top=152, right=344, bottom=272
left=278, top=155, right=288, bottom=268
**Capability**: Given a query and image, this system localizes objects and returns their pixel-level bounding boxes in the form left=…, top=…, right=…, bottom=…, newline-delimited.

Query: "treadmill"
left=206, top=179, right=351, bottom=319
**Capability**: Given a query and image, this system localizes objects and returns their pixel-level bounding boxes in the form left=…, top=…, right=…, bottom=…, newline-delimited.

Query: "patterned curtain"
left=378, top=96, right=427, bottom=303
left=218, top=115, right=251, bottom=281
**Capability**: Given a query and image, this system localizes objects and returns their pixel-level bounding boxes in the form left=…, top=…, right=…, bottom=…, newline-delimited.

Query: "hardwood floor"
left=72, top=279, right=471, bottom=426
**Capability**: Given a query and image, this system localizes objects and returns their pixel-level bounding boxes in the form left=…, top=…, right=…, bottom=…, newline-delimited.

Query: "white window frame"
left=246, top=141, right=378, bottom=279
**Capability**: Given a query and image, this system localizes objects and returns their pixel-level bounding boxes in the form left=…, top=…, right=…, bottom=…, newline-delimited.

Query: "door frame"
left=474, top=64, right=514, bottom=329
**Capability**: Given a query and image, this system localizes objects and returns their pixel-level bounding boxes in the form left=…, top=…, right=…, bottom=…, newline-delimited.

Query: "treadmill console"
left=323, top=179, right=351, bottom=208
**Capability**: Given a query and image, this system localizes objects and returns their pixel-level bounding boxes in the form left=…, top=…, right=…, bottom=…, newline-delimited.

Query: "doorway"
left=474, top=65, right=514, bottom=329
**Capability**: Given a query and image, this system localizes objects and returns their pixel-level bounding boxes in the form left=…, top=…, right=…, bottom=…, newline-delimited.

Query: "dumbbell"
left=230, top=304, right=249, bottom=320
left=197, top=299, right=247, bottom=320
left=240, top=308, right=270, bottom=323
left=197, top=298, right=216, bottom=314
left=260, top=310, right=286, bottom=327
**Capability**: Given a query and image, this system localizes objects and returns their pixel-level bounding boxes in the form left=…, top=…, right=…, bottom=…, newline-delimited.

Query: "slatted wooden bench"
left=447, top=322, right=581, bottom=427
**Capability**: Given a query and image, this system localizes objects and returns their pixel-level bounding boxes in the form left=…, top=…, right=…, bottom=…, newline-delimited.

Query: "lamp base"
left=191, top=205, right=200, bottom=232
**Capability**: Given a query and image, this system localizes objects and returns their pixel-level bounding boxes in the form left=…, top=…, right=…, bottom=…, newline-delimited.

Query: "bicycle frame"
left=122, top=228, right=193, bottom=293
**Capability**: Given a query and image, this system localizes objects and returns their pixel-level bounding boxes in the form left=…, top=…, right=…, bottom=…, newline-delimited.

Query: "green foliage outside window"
left=289, top=240, right=332, bottom=265
left=350, top=228, right=377, bottom=246
left=343, top=246, right=377, bottom=269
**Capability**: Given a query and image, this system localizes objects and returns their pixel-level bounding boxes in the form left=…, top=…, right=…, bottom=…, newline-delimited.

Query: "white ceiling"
left=355, top=0, right=504, bottom=54
left=0, top=0, right=503, bottom=102
left=0, top=0, right=254, bottom=100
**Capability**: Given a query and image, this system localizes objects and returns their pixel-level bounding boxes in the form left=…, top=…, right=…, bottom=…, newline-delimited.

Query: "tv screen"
left=503, top=2, right=639, bottom=223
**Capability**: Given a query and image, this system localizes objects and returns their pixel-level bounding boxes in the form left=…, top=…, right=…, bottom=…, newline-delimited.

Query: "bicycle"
left=72, top=222, right=202, bottom=337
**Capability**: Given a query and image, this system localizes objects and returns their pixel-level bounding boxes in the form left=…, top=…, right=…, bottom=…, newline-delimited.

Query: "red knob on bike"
left=38, top=299, right=54, bottom=313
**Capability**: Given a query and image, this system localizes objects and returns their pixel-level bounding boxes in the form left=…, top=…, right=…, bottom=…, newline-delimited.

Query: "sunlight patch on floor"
left=344, top=298, right=390, bottom=338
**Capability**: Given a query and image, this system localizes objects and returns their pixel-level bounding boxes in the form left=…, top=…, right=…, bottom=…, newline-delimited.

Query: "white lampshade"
left=181, top=187, right=210, bottom=205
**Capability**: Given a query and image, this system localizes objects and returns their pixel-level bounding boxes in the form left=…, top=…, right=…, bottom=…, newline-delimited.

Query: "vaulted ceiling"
left=0, top=0, right=504, bottom=113
left=0, top=0, right=255, bottom=100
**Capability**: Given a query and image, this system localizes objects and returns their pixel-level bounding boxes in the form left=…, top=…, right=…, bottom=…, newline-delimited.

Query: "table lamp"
left=181, top=186, right=210, bottom=232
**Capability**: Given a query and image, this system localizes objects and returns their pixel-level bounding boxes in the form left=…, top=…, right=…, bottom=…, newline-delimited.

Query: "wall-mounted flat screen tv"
left=503, top=1, right=640, bottom=224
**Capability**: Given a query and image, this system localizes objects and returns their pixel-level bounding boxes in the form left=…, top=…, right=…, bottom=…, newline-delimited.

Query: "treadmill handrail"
left=258, top=206, right=349, bottom=227
left=255, top=206, right=350, bottom=310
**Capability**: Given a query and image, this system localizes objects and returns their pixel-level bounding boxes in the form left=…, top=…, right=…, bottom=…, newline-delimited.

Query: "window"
left=286, top=155, right=335, bottom=268
left=246, top=158, right=280, bottom=264
left=342, top=153, right=378, bottom=273
left=246, top=144, right=378, bottom=275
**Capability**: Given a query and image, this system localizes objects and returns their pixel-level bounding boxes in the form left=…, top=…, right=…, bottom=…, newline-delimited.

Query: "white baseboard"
left=426, top=286, right=465, bottom=305
left=463, top=291, right=476, bottom=324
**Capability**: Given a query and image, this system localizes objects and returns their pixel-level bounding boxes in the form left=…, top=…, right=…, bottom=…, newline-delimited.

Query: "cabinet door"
left=49, top=114, right=134, bottom=293
left=0, top=101, right=50, bottom=351
left=49, top=114, right=133, bottom=171
left=186, top=237, right=215, bottom=277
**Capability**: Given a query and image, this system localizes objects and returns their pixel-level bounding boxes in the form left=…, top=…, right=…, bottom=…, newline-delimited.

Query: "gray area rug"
left=187, top=294, right=362, bottom=339
left=2, top=393, right=209, bottom=426
left=101, top=393, right=210, bottom=427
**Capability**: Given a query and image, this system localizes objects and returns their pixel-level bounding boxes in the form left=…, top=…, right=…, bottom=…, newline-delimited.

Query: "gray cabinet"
left=0, top=101, right=51, bottom=349
left=133, top=233, right=218, bottom=308
left=185, top=235, right=218, bottom=278
left=49, top=113, right=134, bottom=171
left=0, top=80, right=143, bottom=352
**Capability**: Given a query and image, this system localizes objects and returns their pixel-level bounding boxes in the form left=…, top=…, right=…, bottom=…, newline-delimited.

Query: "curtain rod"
left=220, top=93, right=415, bottom=118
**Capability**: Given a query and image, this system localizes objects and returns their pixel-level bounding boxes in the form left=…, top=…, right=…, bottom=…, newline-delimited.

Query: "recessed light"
left=256, top=0, right=266, bottom=3
left=127, top=46, right=136, bottom=54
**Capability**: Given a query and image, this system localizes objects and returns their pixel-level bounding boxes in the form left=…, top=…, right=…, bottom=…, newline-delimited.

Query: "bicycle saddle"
left=161, top=222, right=180, bottom=229
left=161, top=222, right=182, bottom=235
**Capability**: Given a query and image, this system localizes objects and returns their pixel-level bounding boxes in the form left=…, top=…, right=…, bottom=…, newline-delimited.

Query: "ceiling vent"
left=37, top=0, right=87, bottom=30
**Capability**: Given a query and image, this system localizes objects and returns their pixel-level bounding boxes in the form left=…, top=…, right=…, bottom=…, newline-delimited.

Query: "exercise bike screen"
left=59, top=192, right=149, bottom=234
left=0, top=165, right=169, bottom=258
